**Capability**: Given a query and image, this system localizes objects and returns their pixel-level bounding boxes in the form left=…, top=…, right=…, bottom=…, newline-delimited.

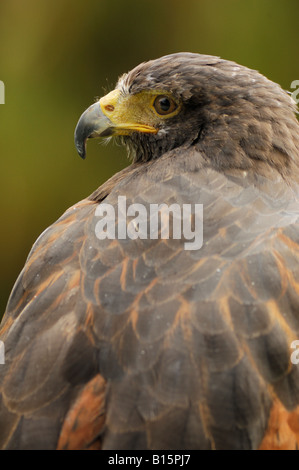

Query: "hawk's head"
left=75, top=53, right=299, bottom=176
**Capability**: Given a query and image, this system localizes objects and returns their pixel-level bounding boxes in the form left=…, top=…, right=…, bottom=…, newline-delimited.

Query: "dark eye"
left=153, top=95, right=177, bottom=115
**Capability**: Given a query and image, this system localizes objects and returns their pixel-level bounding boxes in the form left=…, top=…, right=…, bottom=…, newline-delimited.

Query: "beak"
left=74, top=89, right=158, bottom=159
left=74, top=101, right=113, bottom=159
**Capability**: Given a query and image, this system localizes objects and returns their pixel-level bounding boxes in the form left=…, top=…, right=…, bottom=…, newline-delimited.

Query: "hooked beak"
left=74, top=89, right=158, bottom=159
left=74, top=101, right=113, bottom=159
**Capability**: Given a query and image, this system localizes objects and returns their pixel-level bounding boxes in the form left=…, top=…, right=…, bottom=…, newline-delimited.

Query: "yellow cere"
left=99, top=89, right=181, bottom=136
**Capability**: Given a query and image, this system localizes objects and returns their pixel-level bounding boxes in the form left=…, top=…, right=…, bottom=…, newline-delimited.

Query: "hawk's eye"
left=153, top=95, right=177, bottom=115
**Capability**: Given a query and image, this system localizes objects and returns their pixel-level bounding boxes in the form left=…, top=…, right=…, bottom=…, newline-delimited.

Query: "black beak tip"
left=74, top=101, right=112, bottom=159
left=78, top=149, right=86, bottom=160
left=74, top=118, right=88, bottom=159
left=75, top=137, right=86, bottom=159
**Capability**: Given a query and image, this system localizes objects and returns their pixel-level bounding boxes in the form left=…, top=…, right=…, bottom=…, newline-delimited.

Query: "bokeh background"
left=0, top=0, right=299, bottom=317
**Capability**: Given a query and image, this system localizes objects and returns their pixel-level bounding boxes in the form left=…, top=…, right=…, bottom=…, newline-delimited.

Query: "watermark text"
left=291, top=80, right=299, bottom=104
left=0, top=341, right=4, bottom=364
left=291, top=340, right=299, bottom=365
left=95, top=196, right=203, bottom=250
left=0, top=81, right=4, bottom=104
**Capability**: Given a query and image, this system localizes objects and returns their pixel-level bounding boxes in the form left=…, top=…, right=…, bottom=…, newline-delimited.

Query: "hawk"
left=1, top=53, right=299, bottom=450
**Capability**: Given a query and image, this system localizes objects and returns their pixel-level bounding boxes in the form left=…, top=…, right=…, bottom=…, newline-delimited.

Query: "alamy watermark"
left=0, top=338, right=299, bottom=367
left=94, top=196, right=203, bottom=250
left=0, top=341, right=4, bottom=364
left=290, top=340, right=299, bottom=365
left=291, top=80, right=299, bottom=104
left=0, top=81, right=4, bottom=104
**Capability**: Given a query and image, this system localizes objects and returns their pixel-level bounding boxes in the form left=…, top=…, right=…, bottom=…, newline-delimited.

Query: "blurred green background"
left=0, top=0, right=298, bottom=317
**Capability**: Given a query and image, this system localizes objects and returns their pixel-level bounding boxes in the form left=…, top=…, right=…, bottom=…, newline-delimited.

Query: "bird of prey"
left=1, top=52, right=299, bottom=450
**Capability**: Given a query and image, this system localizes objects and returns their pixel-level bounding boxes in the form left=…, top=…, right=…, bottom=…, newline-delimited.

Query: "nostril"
left=104, top=104, right=114, bottom=112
